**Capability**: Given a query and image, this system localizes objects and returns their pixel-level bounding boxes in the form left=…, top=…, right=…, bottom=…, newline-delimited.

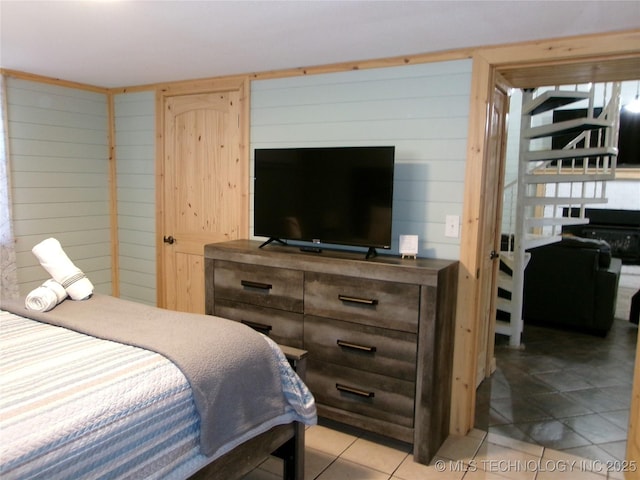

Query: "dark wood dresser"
left=204, top=239, right=459, bottom=464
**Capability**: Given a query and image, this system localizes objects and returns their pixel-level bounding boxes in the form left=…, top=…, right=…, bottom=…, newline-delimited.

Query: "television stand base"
left=259, top=237, right=287, bottom=249
left=365, top=247, right=378, bottom=260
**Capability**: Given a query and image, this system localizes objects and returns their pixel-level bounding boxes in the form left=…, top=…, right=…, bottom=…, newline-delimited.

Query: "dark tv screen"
left=254, top=146, right=395, bottom=249
left=552, top=107, right=640, bottom=166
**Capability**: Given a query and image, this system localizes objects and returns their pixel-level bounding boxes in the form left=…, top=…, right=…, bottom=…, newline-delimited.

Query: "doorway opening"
left=476, top=77, right=639, bottom=463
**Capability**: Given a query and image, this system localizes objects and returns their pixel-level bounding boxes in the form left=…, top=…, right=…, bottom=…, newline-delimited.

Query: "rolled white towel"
left=31, top=238, right=94, bottom=301
left=43, top=278, right=67, bottom=302
left=25, top=279, right=68, bottom=312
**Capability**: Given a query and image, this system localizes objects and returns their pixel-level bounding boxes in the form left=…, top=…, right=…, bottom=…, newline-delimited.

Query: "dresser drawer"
left=306, top=362, right=415, bottom=428
left=304, top=272, right=420, bottom=332
left=214, top=260, right=303, bottom=312
left=215, top=299, right=303, bottom=348
left=304, top=315, right=416, bottom=381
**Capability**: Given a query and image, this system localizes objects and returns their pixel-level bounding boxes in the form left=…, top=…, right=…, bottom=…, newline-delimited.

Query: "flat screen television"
left=254, top=146, right=395, bottom=257
left=552, top=107, right=640, bottom=166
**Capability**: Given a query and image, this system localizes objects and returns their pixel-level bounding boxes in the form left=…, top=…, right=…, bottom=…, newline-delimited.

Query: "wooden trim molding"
left=0, top=68, right=109, bottom=93
left=107, top=93, right=120, bottom=297
left=154, top=90, right=166, bottom=306
left=479, top=29, right=640, bottom=67
left=616, top=168, right=640, bottom=180
left=450, top=52, right=493, bottom=435
left=155, top=76, right=250, bottom=97
left=533, top=166, right=640, bottom=181
left=450, top=29, right=640, bottom=440
left=247, top=48, right=473, bottom=81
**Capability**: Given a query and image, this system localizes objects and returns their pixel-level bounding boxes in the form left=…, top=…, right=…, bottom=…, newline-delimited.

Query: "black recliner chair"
left=522, top=236, right=622, bottom=336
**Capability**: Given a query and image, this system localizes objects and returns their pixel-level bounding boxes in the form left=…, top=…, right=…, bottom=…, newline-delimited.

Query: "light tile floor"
left=243, top=420, right=633, bottom=479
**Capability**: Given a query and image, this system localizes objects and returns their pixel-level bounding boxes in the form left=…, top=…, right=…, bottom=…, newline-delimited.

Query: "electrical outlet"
left=445, top=215, right=460, bottom=238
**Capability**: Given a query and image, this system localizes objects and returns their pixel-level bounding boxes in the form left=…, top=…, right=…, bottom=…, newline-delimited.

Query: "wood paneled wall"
left=3, top=31, right=638, bottom=452
left=113, top=92, right=156, bottom=305
left=6, top=78, right=111, bottom=294
left=250, top=60, right=472, bottom=259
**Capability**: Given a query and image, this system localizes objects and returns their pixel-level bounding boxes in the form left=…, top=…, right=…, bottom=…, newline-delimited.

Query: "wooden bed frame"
left=188, top=345, right=308, bottom=480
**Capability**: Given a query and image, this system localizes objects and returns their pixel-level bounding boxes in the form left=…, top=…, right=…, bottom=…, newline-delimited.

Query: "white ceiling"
left=1, top=0, right=639, bottom=89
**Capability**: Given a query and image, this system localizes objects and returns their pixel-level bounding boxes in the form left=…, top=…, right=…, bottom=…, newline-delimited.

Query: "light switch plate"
left=445, top=215, right=460, bottom=238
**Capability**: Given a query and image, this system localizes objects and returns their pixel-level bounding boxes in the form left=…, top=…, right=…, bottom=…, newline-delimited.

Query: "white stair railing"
left=497, top=82, right=620, bottom=346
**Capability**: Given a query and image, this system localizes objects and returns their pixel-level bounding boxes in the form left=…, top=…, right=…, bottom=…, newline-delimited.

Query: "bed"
left=0, top=294, right=316, bottom=480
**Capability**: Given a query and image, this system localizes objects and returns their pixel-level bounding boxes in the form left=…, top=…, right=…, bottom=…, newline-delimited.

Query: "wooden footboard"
left=188, top=345, right=309, bottom=480
left=187, top=422, right=304, bottom=480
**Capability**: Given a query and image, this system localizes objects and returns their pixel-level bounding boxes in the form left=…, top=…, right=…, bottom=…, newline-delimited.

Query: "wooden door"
left=475, top=83, right=509, bottom=386
left=160, top=88, right=248, bottom=313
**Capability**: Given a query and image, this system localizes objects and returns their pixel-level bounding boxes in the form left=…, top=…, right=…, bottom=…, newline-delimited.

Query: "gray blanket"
left=0, top=294, right=288, bottom=457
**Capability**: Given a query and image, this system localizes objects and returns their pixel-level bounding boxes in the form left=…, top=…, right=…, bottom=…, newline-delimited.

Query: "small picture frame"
left=399, top=235, right=418, bottom=259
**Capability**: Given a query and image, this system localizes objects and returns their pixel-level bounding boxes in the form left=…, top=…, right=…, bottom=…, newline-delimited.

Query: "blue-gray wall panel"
left=114, top=91, right=156, bottom=305
left=6, top=78, right=111, bottom=295
left=250, top=61, right=472, bottom=259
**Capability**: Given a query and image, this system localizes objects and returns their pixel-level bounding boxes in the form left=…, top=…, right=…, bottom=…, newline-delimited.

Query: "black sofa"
left=522, top=236, right=622, bottom=336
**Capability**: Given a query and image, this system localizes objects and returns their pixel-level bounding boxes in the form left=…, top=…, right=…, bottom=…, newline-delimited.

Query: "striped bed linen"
left=0, top=310, right=211, bottom=480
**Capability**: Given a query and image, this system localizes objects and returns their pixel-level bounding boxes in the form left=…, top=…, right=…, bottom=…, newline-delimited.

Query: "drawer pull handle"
left=241, top=280, right=272, bottom=290
left=336, top=383, right=375, bottom=398
left=337, top=339, right=377, bottom=353
left=241, top=320, right=273, bottom=334
left=338, top=294, right=378, bottom=306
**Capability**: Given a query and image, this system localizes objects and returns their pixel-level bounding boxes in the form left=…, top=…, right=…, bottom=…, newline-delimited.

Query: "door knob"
left=489, top=250, right=499, bottom=260
left=163, top=235, right=175, bottom=245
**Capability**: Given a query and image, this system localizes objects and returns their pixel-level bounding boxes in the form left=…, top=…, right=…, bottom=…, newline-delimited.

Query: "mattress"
left=0, top=307, right=315, bottom=479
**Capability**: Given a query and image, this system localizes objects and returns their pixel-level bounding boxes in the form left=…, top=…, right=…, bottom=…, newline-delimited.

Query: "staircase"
left=497, top=83, right=621, bottom=346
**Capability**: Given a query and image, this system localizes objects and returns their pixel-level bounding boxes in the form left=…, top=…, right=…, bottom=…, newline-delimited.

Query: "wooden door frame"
left=478, top=79, right=510, bottom=386
left=450, top=30, right=640, bottom=449
left=155, top=76, right=250, bottom=308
